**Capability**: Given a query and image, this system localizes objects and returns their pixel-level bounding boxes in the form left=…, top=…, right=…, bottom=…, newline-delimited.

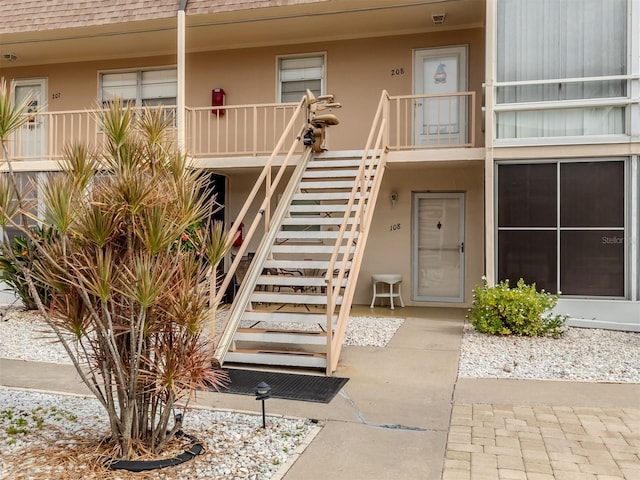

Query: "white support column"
left=631, top=157, right=638, bottom=301
left=484, top=0, right=497, bottom=284
left=177, top=8, right=186, bottom=154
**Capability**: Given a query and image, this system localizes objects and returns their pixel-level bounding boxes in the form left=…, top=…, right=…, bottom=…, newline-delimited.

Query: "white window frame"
left=99, top=67, right=177, bottom=107
left=491, top=0, right=638, bottom=146
left=276, top=53, right=326, bottom=103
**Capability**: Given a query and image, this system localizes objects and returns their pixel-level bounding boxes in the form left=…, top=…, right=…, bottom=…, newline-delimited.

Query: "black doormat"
left=215, top=368, right=349, bottom=404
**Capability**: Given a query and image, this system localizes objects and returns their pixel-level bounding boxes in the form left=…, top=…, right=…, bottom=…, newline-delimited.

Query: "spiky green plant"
left=0, top=86, right=233, bottom=460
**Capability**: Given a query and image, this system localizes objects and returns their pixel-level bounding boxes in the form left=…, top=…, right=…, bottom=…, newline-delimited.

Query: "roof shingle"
left=0, top=0, right=330, bottom=34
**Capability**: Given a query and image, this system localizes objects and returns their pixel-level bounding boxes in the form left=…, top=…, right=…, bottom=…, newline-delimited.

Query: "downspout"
left=177, top=0, right=188, bottom=154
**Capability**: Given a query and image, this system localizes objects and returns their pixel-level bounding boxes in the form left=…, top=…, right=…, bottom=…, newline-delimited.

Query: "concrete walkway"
left=1, top=306, right=638, bottom=479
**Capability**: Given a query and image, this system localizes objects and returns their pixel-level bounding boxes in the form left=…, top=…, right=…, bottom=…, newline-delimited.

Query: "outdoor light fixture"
left=390, top=191, right=398, bottom=206
left=432, top=13, right=446, bottom=25
left=255, top=381, right=271, bottom=429
left=2, top=53, right=17, bottom=62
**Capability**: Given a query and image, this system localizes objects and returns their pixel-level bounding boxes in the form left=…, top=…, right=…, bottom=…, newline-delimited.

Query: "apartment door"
left=414, top=46, right=467, bottom=145
left=13, top=79, right=47, bottom=160
left=413, top=192, right=465, bottom=302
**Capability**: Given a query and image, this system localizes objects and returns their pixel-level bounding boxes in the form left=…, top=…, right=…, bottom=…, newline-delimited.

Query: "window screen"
left=497, top=160, right=626, bottom=297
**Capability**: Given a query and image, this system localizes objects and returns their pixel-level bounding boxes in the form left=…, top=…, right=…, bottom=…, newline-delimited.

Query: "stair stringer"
left=323, top=148, right=389, bottom=374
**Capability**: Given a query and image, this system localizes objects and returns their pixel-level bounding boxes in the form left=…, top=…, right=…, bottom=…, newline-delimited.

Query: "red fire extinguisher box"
left=212, top=88, right=225, bottom=116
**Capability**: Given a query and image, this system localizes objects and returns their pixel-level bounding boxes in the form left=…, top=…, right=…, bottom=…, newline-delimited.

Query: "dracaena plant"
left=0, top=81, right=233, bottom=460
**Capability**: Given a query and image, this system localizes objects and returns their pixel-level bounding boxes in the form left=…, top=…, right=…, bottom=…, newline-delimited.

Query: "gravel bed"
left=459, top=323, right=640, bottom=383
left=0, top=309, right=404, bottom=364
left=2, top=306, right=638, bottom=478
left=0, top=387, right=319, bottom=480
left=0, top=308, right=399, bottom=479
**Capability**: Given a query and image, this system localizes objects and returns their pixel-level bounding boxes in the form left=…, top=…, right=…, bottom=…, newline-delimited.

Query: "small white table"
left=370, top=274, right=404, bottom=310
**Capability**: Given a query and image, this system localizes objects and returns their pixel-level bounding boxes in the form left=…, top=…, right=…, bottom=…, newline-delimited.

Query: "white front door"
left=414, top=46, right=468, bottom=146
left=13, top=79, right=47, bottom=160
left=413, top=192, right=465, bottom=302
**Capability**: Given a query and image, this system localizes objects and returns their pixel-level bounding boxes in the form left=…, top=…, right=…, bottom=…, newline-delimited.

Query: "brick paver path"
left=443, top=403, right=640, bottom=480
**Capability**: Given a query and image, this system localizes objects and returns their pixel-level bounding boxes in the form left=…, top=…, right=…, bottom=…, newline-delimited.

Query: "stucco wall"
left=354, top=161, right=485, bottom=307
left=2, top=28, right=484, bottom=151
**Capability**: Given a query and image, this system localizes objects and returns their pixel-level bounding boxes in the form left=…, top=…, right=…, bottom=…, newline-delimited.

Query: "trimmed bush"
left=467, top=278, right=566, bottom=337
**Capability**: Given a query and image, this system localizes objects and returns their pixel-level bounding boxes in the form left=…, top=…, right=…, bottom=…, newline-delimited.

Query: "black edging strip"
left=106, top=431, right=204, bottom=472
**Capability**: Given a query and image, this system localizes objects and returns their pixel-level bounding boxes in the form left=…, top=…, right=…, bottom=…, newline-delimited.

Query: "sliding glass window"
left=497, top=160, right=626, bottom=297
left=495, top=0, right=628, bottom=139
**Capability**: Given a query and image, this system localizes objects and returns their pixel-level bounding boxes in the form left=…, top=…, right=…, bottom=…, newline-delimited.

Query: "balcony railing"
left=186, top=103, right=302, bottom=157
left=387, top=92, right=476, bottom=149
left=1, top=92, right=476, bottom=163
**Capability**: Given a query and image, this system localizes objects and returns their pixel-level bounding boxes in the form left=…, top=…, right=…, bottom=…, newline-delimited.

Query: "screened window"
left=496, top=0, right=628, bottom=138
left=100, top=69, right=177, bottom=107
left=278, top=55, right=324, bottom=103
left=497, top=160, right=626, bottom=297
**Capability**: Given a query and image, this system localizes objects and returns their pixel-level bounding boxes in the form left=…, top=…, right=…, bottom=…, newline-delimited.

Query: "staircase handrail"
left=212, top=95, right=312, bottom=363
left=324, top=90, right=390, bottom=374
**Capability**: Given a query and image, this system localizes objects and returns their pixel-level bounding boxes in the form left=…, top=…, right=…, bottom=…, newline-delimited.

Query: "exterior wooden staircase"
left=225, top=151, right=371, bottom=371
left=214, top=91, right=389, bottom=375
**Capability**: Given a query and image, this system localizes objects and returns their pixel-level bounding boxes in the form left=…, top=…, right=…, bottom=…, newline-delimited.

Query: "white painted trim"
left=559, top=298, right=640, bottom=332
left=177, top=8, right=186, bottom=153
left=275, top=51, right=327, bottom=103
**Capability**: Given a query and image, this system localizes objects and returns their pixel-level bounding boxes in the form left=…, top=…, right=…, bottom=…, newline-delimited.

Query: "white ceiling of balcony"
left=0, top=0, right=485, bottom=67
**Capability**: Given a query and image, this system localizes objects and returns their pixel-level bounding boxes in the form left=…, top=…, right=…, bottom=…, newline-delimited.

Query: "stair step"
left=242, top=311, right=336, bottom=325
left=264, top=259, right=350, bottom=269
left=270, top=244, right=355, bottom=254
left=308, top=159, right=361, bottom=168
left=282, top=217, right=357, bottom=226
left=234, top=328, right=327, bottom=345
left=257, top=275, right=348, bottom=288
left=288, top=204, right=358, bottom=213
left=256, top=275, right=326, bottom=287
left=225, top=349, right=326, bottom=368
left=302, top=169, right=364, bottom=178
left=299, top=180, right=372, bottom=189
left=276, top=230, right=359, bottom=240
left=293, top=192, right=367, bottom=201
left=251, top=292, right=342, bottom=305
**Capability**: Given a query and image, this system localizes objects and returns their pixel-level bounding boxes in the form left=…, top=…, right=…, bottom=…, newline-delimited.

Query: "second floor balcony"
left=1, top=91, right=478, bottom=166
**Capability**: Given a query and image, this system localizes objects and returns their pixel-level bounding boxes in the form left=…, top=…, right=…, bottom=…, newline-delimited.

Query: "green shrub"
left=467, top=278, right=566, bottom=337
left=0, top=225, right=55, bottom=310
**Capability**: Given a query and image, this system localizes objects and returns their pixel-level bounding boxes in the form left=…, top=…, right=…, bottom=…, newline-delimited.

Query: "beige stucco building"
left=1, top=0, right=638, bottom=350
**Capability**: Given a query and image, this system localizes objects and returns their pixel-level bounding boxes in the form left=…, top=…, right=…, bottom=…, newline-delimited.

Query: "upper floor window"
left=100, top=68, right=177, bottom=107
left=495, top=0, right=629, bottom=139
left=277, top=54, right=324, bottom=103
